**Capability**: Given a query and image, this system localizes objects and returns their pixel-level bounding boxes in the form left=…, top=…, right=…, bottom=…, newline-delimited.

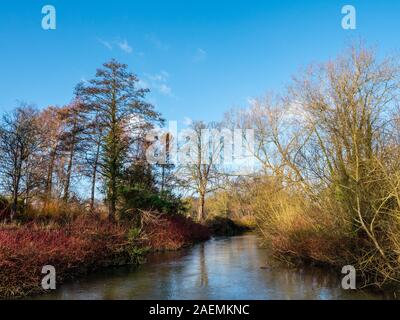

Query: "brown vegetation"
left=0, top=216, right=129, bottom=298
left=227, top=44, right=400, bottom=288
left=0, top=210, right=210, bottom=299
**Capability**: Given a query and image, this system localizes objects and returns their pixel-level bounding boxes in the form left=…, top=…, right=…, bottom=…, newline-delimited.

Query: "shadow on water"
left=34, top=234, right=391, bottom=300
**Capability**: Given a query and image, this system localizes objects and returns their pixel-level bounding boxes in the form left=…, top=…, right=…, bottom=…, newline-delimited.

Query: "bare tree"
left=83, top=113, right=104, bottom=211
left=0, top=105, right=42, bottom=220
left=288, top=45, right=400, bottom=271
left=176, top=121, right=224, bottom=221
left=58, top=101, right=87, bottom=202
left=38, top=106, right=65, bottom=203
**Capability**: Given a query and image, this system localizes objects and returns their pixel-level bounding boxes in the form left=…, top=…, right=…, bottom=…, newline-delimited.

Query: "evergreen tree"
left=76, top=59, right=163, bottom=219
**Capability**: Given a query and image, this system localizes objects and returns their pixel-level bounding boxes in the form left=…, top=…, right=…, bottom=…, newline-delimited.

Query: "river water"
left=36, top=234, right=389, bottom=300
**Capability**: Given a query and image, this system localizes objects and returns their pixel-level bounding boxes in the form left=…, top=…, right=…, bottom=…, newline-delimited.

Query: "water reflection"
left=198, top=244, right=208, bottom=287
left=35, top=234, right=387, bottom=300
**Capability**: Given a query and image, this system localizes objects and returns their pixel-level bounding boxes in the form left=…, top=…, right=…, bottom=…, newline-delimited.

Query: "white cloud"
left=144, top=71, right=173, bottom=97
left=193, top=48, right=207, bottom=62
left=145, top=33, right=169, bottom=51
left=98, top=38, right=134, bottom=54
left=247, top=97, right=257, bottom=107
left=183, top=117, right=193, bottom=126
left=137, top=79, right=150, bottom=90
left=285, top=101, right=308, bottom=123
left=158, top=84, right=172, bottom=96
left=145, top=71, right=169, bottom=82
left=117, top=39, right=133, bottom=54
left=98, top=38, right=113, bottom=50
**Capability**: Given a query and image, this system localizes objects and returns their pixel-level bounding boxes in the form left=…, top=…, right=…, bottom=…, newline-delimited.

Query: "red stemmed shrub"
left=0, top=216, right=129, bottom=298
left=0, top=213, right=210, bottom=298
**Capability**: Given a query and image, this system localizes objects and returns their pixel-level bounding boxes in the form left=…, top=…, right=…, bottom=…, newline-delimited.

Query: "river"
left=36, top=234, right=389, bottom=300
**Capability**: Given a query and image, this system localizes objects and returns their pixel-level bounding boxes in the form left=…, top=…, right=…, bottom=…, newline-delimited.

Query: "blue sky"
left=1, top=0, right=400, bottom=125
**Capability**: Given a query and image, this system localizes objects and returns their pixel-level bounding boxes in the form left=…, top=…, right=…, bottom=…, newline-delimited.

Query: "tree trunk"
left=197, top=192, right=205, bottom=222
left=63, top=143, right=75, bottom=202
left=11, top=177, right=20, bottom=222
left=45, top=149, right=56, bottom=203
left=11, top=162, right=22, bottom=222
left=11, top=192, right=18, bottom=222
left=90, top=141, right=100, bottom=211
left=63, top=117, right=78, bottom=202
left=109, top=174, right=117, bottom=220
left=25, top=172, right=31, bottom=211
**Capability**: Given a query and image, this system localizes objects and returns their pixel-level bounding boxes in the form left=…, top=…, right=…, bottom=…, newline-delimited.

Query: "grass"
left=252, top=180, right=400, bottom=290
left=254, top=186, right=354, bottom=263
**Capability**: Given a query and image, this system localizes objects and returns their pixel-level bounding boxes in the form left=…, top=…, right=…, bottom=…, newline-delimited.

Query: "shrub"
left=16, top=198, right=86, bottom=224
left=206, top=216, right=251, bottom=236
left=0, top=196, right=11, bottom=221
left=0, top=216, right=130, bottom=298
left=120, top=186, right=187, bottom=222
left=252, top=180, right=354, bottom=266
left=140, top=212, right=210, bottom=250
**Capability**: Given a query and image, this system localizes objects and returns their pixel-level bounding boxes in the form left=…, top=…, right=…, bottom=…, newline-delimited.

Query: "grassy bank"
left=252, top=179, right=400, bottom=290
left=0, top=213, right=210, bottom=299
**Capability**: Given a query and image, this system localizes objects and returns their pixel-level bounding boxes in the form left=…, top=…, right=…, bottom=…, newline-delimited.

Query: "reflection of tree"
left=198, top=244, right=208, bottom=287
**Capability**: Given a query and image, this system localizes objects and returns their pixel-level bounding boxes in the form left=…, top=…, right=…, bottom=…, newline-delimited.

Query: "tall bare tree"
left=38, top=106, right=65, bottom=203
left=83, top=113, right=104, bottom=211
left=0, top=105, right=42, bottom=220
left=176, top=121, right=224, bottom=221
left=58, top=101, right=87, bottom=202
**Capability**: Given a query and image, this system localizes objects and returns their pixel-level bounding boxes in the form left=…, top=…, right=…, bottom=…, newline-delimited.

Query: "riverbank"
left=34, top=234, right=387, bottom=300
left=252, top=185, right=400, bottom=292
left=0, top=213, right=210, bottom=299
